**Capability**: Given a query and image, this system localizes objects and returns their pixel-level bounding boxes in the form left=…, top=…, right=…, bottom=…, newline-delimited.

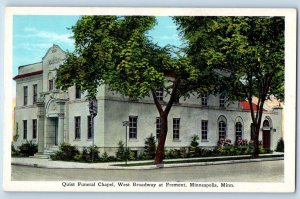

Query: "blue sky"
left=12, top=15, right=182, bottom=98
left=13, top=15, right=182, bottom=76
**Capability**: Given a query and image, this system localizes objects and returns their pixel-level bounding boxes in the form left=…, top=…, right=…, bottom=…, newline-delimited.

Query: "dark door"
left=263, top=130, right=271, bottom=149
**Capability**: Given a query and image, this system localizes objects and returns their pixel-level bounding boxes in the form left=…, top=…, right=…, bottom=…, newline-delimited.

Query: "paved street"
left=12, top=160, right=283, bottom=182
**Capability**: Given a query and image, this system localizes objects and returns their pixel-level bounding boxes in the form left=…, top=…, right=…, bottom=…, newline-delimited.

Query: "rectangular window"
left=87, top=116, right=93, bottom=139
left=75, top=84, right=81, bottom=99
left=155, top=88, right=164, bottom=101
left=129, top=116, right=138, bottom=139
left=220, top=94, right=226, bottom=108
left=201, top=93, right=208, bottom=106
left=201, top=120, right=208, bottom=140
left=156, top=117, right=161, bottom=139
left=23, top=86, right=28, bottom=105
left=32, top=119, right=37, bottom=139
left=23, top=120, right=27, bottom=139
left=49, top=80, right=54, bottom=91
left=33, top=84, right=38, bottom=104
left=173, top=118, right=180, bottom=140
left=75, top=116, right=81, bottom=139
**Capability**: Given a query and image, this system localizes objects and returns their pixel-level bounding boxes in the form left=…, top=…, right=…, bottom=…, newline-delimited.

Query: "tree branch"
left=165, top=78, right=179, bottom=114
left=151, top=90, right=164, bottom=115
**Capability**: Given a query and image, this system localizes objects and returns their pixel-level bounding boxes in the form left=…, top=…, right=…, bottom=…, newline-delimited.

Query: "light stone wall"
left=14, top=107, right=39, bottom=146
left=13, top=45, right=284, bottom=157
left=18, top=62, right=42, bottom=75
left=15, top=75, right=43, bottom=107
left=101, top=98, right=283, bottom=155
left=42, top=45, right=66, bottom=93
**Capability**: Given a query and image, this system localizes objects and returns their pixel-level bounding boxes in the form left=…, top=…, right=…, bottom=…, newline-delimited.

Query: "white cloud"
left=15, top=42, right=53, bottom=51
left=155, top=34, right=179, bottom=40
left=17, top=27, right=74, bottom=44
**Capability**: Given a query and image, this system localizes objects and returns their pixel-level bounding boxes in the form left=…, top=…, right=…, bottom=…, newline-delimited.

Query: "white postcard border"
left=3, top=7, right=297, bottom=192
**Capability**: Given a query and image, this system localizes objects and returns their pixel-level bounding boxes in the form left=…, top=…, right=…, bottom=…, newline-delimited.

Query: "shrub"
left=101, top=152, right=109, bottom=162
left=189, top=135, right=200, bottom=157
left=74, top=154, right=83, bottom=162
left=164, top=149, right=170, bottom=159
left=217, top=138, right=232, bottom=147
left=18, top=140, right=38, bottom=157
left=190, top=135, right=199, bottom=148
left=199, top=148, right=213, bottom=157
left=235, top=137, right=248, bottom=146
left=50, top=151, right=64, bottom=160
left=88, top=145, right=100, bottom=161
left=276, top=138, right=284, bottom=152
left=168, top=149, right=181, bottom=159
left=51, top=143, right=79, bottom=161
left=100, top=152, right=117, bottom=162
left=137, top=151, right=146, bottom=160
left=11, top=143, right=20, bottom=157
left=180, top=147, right=189, bottom=158
left=129, top=151, right=136, bottom=160
left=144, top=134, right=156, bottom=160
left=81, top=147, right=90, bottom=161
left=116, top=141, right=126, bottom=161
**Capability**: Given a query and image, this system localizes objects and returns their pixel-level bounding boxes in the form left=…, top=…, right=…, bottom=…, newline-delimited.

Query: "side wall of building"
left=14, top=75, right=42, bottom=146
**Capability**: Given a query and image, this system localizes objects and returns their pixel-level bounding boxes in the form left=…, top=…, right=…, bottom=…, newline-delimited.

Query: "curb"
left=12, top=157, right=284, bottom=170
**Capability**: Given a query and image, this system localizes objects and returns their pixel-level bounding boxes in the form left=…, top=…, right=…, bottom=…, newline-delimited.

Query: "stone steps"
left=31, top=145, right=60, bottom=159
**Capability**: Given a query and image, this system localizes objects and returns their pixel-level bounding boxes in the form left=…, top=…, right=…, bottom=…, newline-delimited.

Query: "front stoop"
left=30, top=145, right=59, bottom=159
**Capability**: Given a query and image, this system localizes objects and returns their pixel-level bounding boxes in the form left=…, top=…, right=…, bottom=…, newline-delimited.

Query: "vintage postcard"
left=3, top=7, right=296, bottom=192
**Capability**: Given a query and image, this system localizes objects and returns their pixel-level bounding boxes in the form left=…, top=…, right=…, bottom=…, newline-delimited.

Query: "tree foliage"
left=144, top=134, right=156, bottom=160
left=55, top=16, right=221, bottom=164
left=175, top=16, right=284, bottom=156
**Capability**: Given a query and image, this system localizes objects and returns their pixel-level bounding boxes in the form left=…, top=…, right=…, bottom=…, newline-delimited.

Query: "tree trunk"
left=155, top=113, right=168, bottom=165
left=252, top=125, right=260, bottom=157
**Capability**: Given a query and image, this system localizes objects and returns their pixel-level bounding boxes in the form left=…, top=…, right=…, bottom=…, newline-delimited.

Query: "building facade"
left=13, top=45, right=284, bottom=156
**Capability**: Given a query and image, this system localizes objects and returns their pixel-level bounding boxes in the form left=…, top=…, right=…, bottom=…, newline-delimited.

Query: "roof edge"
left=13, top=70, right=43, bottom=80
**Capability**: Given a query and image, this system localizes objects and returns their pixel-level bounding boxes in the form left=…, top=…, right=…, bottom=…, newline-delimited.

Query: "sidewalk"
left=11, top=152, right=284, bottom=170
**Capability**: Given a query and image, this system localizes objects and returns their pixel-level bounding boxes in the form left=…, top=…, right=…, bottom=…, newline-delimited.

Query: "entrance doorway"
left=48, top=117, right=58, bottom=146
left=262, top=120, right=271, bottom=149
left=263, top=130, right=271, bottom=149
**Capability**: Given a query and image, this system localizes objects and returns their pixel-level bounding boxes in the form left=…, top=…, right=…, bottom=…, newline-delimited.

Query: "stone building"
left=13, top=45, right=284, bottom=156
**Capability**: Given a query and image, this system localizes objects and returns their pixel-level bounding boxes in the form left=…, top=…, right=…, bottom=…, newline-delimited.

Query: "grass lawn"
left=112, top=154, right=284, bottom=167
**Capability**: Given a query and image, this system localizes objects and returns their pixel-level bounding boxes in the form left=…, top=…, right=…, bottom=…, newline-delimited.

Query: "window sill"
left=74, top=139, right=81, bottom=141
left=201, top=140, right=209, bottom=142
left=173, top=139, right=181, bottom=142
left=129, top=139, right=139, bottom=142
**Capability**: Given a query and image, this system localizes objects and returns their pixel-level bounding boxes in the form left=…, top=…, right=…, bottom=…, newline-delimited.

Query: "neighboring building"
left=13, top=45, right=284, bottom=156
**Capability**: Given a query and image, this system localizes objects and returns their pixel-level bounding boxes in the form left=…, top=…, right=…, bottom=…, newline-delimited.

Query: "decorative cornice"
left=58, top=113, right=65, bottom=118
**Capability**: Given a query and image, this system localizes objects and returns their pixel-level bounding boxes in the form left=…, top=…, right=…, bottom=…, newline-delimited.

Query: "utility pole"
left=89, top=98, right=97, bottom=162
left=122, top=121, right=129, bottom=165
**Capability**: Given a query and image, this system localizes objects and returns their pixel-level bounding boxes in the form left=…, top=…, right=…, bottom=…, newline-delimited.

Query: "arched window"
left=219, top=121, right=226, bottom=139
left=263, top=120, right=270, bottom=127
left=235, top=122, right=243, bottom=140
left=217, top=115, right=227, bottom=140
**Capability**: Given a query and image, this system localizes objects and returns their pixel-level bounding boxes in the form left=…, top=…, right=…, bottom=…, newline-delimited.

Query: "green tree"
left=189, top=135, right=200, bottom=157
left=174, top=16, right=284, bottom=156
left=116, top=141, right=126, bottom=161
left=56, top=16, right=219, bottom=164
left=144, top=134, right=156, bottom=160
